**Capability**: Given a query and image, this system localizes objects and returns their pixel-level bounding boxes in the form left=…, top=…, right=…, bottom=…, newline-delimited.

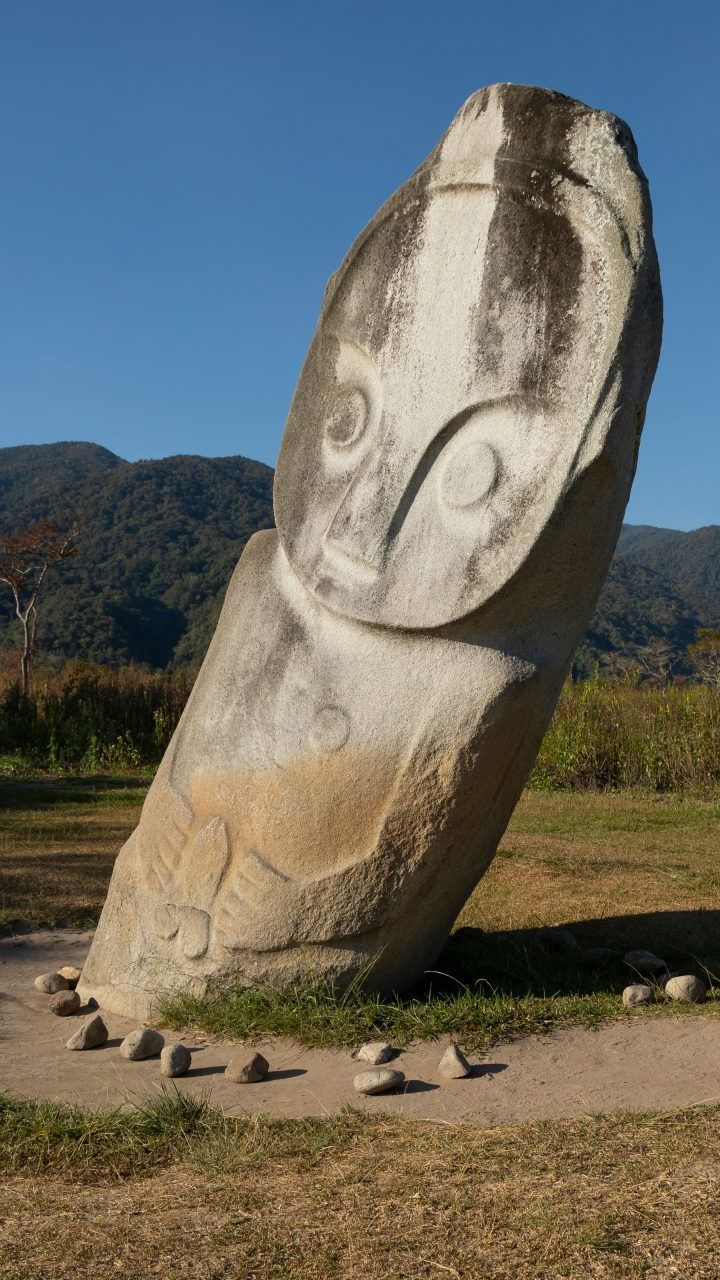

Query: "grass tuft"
left=0, top=1088, right=221, bottom=1178
left=160, top=980, right=624, bottom=1050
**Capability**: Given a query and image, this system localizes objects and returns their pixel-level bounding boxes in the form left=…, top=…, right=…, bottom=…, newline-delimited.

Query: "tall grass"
left=0, top=664, right=718, bottom=790
left=0, top=663, right=192, bottom=771
left=533, top=678, right=720, bottom=791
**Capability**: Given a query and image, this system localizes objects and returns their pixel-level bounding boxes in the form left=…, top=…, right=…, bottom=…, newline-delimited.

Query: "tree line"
left=1, top=513, right=719, bottom=689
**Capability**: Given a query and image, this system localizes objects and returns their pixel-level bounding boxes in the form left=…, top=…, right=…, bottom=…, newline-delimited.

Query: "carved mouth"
left=320, top=537, right=379, bottom=584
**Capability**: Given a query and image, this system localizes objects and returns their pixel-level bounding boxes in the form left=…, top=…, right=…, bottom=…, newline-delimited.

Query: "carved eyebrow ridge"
left=386, top=394, right=535, bottom=546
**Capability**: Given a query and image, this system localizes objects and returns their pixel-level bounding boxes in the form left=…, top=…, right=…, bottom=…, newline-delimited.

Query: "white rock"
left=34, top=972, right=71, bottom=994
left=160, top=1043, right=192, bottom=1077
left=665, top=975, right=707, bottom=1004
left=353, top=1068, right=405, bottom=1096
left=355, top=1041, right=394, bottom=1065
left=120, top=1028, right=165, bottom=1060
left=57, top=965, right=82, bottom=986
left=622, top=984, right=653, bottom=1008
left=77, top=84, right=662, bottom=1022
left=66, top=1013, right=108, bottom=1051
left=439, top=1043, right=472, bottom=1078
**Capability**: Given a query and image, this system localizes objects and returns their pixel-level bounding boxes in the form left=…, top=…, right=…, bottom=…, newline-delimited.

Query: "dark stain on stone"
left=329, top=184, right=430, bottom=357
left=473, top=85, right=584, bottom=401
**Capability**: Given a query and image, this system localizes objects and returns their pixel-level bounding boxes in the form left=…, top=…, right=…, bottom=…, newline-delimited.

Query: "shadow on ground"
left=434, top=911, right=720, bottom=999
left=0, top=776, right=148, bottom=809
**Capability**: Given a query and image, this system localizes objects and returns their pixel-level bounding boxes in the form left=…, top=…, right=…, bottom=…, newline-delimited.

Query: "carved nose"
left=323, top=452, right=400, bottom=577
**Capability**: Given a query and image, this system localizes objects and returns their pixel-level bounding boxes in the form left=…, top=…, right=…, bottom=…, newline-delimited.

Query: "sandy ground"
left=2, top=929, right=720, bottom=1122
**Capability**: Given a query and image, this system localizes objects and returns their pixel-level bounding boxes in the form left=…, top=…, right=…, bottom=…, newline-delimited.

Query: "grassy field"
left=1, top=779, right=718, bottom=1046
left=2, top=778, right=720, bottom=1276
left=162, top=790, right=720, bottom=1045
left=0, top=776, right=148, bottom=929
left=2, top=1091, right=720, bottom=1278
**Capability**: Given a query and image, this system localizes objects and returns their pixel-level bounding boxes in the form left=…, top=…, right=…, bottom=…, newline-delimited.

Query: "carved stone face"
left=275, top=171, right=628, bottom=629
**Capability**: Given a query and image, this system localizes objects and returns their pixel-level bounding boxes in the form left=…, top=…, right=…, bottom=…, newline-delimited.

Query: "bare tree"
left=603, top=652, right=643, bottom=685
left=0, top=517, right=83, bottom=693
left=687, top=628, right=720, bottom=687
left=635, top=637, right=678, bottom=685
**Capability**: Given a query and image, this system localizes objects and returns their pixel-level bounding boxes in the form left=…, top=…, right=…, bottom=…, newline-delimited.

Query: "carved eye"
left=324, top=387, right=368, bottom=448
left=437, top=439, right=499, bottom=511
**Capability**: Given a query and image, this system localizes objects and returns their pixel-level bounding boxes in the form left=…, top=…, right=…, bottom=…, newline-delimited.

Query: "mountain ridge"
left=0, top=441, right=715, bottom=673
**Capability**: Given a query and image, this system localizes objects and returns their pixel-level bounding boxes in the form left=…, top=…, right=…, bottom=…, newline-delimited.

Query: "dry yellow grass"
left=2, top=1106, right=720, bottom=1278
left=2, top=781, right=720, bottom=1275
left=461, top=790, right=720, bottom=952
left=2, top=780, right=718, bottom=944
left=0, top=778, right=145, bottom=928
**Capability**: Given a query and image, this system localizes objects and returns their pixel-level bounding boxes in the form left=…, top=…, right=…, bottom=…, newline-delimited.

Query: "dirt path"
left=2, top=930, right=719, bottom=1122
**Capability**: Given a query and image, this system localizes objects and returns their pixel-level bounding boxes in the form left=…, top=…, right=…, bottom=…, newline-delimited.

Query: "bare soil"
left=3, top=930, right=720, bottom=1123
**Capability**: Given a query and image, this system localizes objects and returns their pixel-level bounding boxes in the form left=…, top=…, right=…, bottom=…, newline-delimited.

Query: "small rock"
left=353, top=1068, right=405, bottom=1095
left=582, top=947, right=617, bottom=963
left=624, top=949, right=666, bottom=976
left=354, top=1041, right=394, bottom=1065
left=535, top=926, right=578, bottom=954
left=120, top=1028, right=165, bottom=1060
left=665, top=974, right=707, bottom=1004
left=622, top=983, right=653, bottom=1008
left=57, top=965, right=82, bottom=987
left=66, top=1013, right=108, bottom=1050
left=49, top=989, right=81, bottom=1016
left=160, top=1043, right=192, bottom=1077
left=225, top=1051, right=270, bottom=1083
left=438, top=1043, right=472, bottom=1079
left=34, top=972, right=71, bottom=994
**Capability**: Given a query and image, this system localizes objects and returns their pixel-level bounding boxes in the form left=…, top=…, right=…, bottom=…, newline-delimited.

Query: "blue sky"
left=0, top=1, right=717, bottom=530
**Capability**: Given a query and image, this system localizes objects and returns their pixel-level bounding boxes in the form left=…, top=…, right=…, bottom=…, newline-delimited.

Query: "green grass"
left=0, top=1089, right=223, bottom=1178
left=160, top=979, right=626, bottom=1050
left=0, top=1089, right=362, bottom=1180
left=509, top=790, right=720, bottom=835
left=0, top=774, right=150, bottom=811
left=159, top=939, right=718, bottom=1051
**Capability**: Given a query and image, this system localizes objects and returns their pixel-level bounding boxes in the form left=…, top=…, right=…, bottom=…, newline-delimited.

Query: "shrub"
left=532, top=677, right=720, bottom=791
left=0, top=664, right=192, bottom=770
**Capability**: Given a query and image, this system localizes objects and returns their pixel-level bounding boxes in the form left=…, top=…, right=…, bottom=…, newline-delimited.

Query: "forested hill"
left=615, top=523, right=720, bottom=632
left=0, top=442, right=274, bottom=668
left=0, top=441, right=716, bottom=673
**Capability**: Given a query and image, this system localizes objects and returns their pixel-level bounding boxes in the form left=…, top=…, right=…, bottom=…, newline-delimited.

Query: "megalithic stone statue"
left=80, top=84, right=662, bottom=1020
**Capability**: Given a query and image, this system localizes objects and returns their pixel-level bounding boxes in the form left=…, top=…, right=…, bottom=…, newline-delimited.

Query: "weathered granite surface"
left=80, top=84, right=662, bottom=1019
